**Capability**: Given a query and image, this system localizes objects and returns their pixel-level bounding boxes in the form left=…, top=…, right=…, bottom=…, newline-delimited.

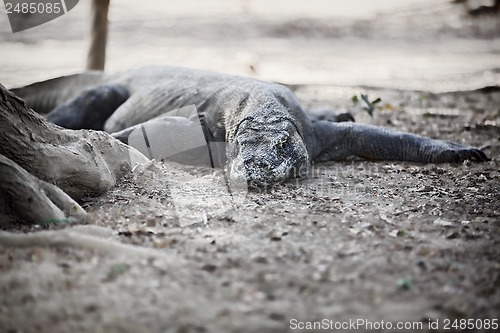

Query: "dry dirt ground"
left=0, top=1, right=499, bottom=332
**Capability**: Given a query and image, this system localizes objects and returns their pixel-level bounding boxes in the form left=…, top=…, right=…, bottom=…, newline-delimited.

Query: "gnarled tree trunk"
left=0, top=84, right=148, bottom=225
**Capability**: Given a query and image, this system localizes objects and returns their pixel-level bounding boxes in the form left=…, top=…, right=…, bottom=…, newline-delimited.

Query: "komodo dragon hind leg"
left=306, top=107, right=355, bottom=123
left=312, top=121, right=490, bottom=163
left=46, top=84, right=129, bottom=130
left=332, top=113, right=355, bottom=123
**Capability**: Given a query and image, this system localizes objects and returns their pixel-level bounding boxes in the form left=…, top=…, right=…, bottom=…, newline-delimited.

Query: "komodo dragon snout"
left=227, top=117, right=309, bottom=188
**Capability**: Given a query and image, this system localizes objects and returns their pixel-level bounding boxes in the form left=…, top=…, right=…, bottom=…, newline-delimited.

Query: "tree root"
left=0, top=155, right=86, bottom=224
left=0, top=225, right=175, bottom=261
left=0, top=84, right=149, bottom=200
left=0, top=83, right=148, bottom=224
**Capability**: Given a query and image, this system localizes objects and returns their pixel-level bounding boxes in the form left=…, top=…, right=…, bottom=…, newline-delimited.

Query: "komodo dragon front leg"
left=312, top=121, right=489, bottom=163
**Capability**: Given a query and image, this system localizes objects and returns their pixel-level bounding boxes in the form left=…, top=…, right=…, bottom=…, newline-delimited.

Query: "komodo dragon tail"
left=10, top=72, right=106, bottom=114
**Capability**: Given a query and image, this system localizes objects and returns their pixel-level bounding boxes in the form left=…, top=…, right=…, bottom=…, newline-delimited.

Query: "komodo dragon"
left=11, top=66, right=489, bottom=187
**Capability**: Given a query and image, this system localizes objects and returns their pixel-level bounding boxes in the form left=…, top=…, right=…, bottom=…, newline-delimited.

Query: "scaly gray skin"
left=11, top=66, right=489, bottom=187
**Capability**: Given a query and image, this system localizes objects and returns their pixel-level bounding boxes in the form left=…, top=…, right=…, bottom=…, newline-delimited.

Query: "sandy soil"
left=0, top=1, right=499, bottom=332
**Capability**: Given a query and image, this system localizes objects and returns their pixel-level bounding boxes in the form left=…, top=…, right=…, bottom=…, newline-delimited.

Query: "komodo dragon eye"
left=275, top=135, right=289, bottom=156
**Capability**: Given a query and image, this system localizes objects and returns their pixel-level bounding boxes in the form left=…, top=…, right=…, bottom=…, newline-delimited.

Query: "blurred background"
left=1, top=0, right=499, bottom=91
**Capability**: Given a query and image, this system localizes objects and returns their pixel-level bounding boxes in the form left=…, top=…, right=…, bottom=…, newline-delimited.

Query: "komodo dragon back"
left=11, top=71, right=107, bottom=114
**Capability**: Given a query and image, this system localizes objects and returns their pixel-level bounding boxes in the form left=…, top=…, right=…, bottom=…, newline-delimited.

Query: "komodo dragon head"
left=226, top=113, right=310, bottom=188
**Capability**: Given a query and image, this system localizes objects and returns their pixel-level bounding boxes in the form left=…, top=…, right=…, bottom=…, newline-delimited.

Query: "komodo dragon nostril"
left=257, top=160, right=271, bottom=171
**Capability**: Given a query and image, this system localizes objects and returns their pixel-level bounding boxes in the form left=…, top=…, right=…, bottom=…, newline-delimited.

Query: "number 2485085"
left=5, top=2, right=62, bottom=14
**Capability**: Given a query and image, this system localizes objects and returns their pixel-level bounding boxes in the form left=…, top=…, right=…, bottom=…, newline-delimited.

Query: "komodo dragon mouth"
left=227, top=118, right=309, bottom=188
